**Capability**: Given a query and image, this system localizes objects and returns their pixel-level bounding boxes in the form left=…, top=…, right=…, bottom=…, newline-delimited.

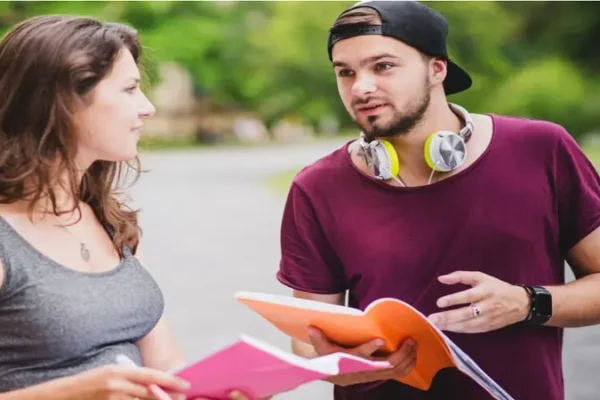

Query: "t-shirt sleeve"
left=276, top=181, right=347, bottom=294
left=554, top=126, right=600, bottom=255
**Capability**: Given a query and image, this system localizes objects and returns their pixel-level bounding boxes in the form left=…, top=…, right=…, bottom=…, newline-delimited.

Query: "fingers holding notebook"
left=307, top=326, right=385, bottom=360
left=307, top=326, right=417, bottom=387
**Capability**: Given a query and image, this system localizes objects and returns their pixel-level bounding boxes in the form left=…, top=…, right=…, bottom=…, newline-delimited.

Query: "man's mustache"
left=351, top=97, right=389, bottom=107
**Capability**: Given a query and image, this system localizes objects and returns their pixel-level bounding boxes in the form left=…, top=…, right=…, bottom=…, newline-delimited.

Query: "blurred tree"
left=0, top=1, right=597, bottom=140
left=501, top=1, right=600, bottom=72
left=484, top=58, right=590, bottom=135
left=241, top=1, right=354, bottom=127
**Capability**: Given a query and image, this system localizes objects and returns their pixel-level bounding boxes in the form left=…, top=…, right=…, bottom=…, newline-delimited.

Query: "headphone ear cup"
left=423, top=133, right=439, bottom=171
left=371, top=139, right=399, bottom=180
left=424, top=131, right=467, bottom=172
left=379, top=140, right=399, bottom=179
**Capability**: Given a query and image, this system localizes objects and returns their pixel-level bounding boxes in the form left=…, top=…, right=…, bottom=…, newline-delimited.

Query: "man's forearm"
left=545, top=273, right=600, bottom=327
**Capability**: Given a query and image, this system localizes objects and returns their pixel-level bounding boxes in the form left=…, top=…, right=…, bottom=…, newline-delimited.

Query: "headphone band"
left=448, top=103, right=474, bottom=143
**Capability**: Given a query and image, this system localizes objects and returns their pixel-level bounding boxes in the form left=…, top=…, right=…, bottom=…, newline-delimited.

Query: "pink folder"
left=170, top=334, right=391, bottom=400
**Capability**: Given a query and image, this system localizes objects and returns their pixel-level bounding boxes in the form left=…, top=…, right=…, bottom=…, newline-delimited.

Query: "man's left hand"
left=427, top=271, right=531, bottom=333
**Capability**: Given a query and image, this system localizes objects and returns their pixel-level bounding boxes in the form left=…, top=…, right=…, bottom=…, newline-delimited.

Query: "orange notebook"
left=234, top=291, right=514, bottom=400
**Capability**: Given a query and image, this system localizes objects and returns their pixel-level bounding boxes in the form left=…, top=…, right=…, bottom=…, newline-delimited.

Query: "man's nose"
left=351, top=74, right=376, bottom=97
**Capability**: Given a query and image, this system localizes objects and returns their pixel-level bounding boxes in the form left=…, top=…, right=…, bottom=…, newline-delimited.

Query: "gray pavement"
left=127, top=138, right=599, bottom=400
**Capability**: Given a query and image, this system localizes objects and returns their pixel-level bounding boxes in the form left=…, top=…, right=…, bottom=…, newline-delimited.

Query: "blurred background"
left=3, top=1, right=599, bottom=399
left=2, top=0, right=597, bottom=149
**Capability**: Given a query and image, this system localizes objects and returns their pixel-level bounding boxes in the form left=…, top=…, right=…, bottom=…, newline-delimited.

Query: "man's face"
left=332, top=35, right=438, bottom=138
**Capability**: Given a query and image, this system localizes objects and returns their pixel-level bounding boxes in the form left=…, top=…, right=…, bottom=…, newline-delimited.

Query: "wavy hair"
left=0, top=15, right=144, bottom=255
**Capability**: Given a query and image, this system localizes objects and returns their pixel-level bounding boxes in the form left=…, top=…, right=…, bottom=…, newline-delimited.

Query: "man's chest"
left=323, top=179, right=560, bottom=308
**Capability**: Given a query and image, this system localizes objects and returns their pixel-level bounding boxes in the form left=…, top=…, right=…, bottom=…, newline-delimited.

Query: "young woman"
left=0, top=14, right=258, bottom=400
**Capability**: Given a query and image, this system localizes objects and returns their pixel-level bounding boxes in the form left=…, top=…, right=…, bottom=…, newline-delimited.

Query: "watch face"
left=535, top=287, right=553, bottom=317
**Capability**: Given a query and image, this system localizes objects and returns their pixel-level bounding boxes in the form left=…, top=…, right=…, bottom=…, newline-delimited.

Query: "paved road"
left=128, top=139, right=599, bottom=400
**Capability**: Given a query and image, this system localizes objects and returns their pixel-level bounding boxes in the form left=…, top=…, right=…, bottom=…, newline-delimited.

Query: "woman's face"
left=74, top=48, right=155, bottom=168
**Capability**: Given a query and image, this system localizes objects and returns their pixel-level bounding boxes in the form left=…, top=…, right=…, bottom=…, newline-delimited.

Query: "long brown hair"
left=0, top=15, right=144, bottom=255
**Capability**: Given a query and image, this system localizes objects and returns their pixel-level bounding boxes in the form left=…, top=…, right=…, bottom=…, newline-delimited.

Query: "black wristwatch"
left=517, top=284, right=552, bottom=325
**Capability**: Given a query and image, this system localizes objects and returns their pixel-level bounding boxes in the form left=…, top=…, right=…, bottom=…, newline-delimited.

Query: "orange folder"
left=234, top=291, right=455, bottom=391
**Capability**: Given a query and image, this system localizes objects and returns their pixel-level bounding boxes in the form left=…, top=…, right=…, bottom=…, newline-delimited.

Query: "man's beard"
left=356, top=87, right=431, bottom=140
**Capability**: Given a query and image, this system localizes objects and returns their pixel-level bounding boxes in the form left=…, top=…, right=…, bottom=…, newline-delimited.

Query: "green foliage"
left=0, top=1, right=598, bottom=140
left=484, top=58, right=590, bottom=135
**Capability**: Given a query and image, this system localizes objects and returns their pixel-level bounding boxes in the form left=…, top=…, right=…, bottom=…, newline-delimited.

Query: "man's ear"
left=430, top=58, right=448, bottom=86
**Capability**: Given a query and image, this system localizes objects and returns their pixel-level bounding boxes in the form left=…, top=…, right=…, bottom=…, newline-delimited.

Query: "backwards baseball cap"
left=327, top=0, right=472, bottom=95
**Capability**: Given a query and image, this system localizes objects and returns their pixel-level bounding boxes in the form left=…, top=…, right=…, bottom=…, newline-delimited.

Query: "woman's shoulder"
left=0, top=206, right=13, bottom=294
left=0, top=257, right=4, bottom=292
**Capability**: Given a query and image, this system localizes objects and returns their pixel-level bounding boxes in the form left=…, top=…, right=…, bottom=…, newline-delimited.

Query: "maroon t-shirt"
left=277, top=114, right=600, bottom=400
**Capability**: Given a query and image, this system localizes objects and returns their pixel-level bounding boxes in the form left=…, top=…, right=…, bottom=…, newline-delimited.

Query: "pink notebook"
left=169, top=334, right=391, bottom=400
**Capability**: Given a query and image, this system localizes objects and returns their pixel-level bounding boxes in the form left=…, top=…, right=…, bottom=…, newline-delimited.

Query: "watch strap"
left=516, top=284, right=552, bottom=325
left=517, top=284, right=534, bottom=322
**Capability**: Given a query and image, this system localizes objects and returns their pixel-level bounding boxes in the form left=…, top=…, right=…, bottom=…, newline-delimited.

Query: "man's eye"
left=337, top=69, right=354, bottom=77
left=375, top=63, right=393, bottom=71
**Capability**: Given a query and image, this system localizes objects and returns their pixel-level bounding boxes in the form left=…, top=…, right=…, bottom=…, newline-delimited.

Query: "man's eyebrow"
left=332, top=53, right=399, bottom=69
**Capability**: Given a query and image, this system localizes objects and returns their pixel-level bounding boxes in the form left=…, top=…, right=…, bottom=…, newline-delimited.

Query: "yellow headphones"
left=358, top=103, right=474, bottom=181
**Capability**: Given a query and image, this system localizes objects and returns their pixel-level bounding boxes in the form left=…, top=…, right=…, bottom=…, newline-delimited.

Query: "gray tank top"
left=0, top=216, right=165, bottom=392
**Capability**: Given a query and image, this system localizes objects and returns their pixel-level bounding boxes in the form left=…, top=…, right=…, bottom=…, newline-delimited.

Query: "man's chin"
left=357, top=121, right=395, bottom=139
left=356, top=117, right=384, bottom=133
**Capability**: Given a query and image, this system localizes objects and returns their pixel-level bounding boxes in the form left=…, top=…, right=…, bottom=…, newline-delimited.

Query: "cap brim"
left=444, top=59, right=472, bottom=95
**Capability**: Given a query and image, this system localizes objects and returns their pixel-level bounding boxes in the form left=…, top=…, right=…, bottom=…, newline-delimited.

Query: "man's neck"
left=385, top=102, right=464, bottom=184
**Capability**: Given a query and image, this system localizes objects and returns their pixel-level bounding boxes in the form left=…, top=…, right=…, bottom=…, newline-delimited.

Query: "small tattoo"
left=355, top=145, right=372, bottom=168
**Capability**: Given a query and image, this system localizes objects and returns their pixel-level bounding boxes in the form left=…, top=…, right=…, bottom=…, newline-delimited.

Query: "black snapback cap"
left=327, top=0, right=472, bottom=95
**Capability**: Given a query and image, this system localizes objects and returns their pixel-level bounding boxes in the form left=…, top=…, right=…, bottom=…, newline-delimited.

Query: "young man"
left=276, top=1, right=600, bottom=399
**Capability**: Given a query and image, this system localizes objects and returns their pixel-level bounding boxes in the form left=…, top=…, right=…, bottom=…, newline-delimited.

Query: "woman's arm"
left=136, top=315, right=186, bottom=371
left=133, top=243, right=187, bottom=371
left=0, top=259, right=5, bottom=293
left=0, top=376, right=72, bottom=400
left=0, top=365, right=191, bottom=400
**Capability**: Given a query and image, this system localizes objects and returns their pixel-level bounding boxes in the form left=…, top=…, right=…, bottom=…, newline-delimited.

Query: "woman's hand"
left=62, top=364, right=191, bottom=399
left=0, top=366, right=274, bottom=400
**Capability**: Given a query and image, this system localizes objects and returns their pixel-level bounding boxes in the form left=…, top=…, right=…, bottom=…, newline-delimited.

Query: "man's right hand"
left=308, top=326, right=417, bottom=387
